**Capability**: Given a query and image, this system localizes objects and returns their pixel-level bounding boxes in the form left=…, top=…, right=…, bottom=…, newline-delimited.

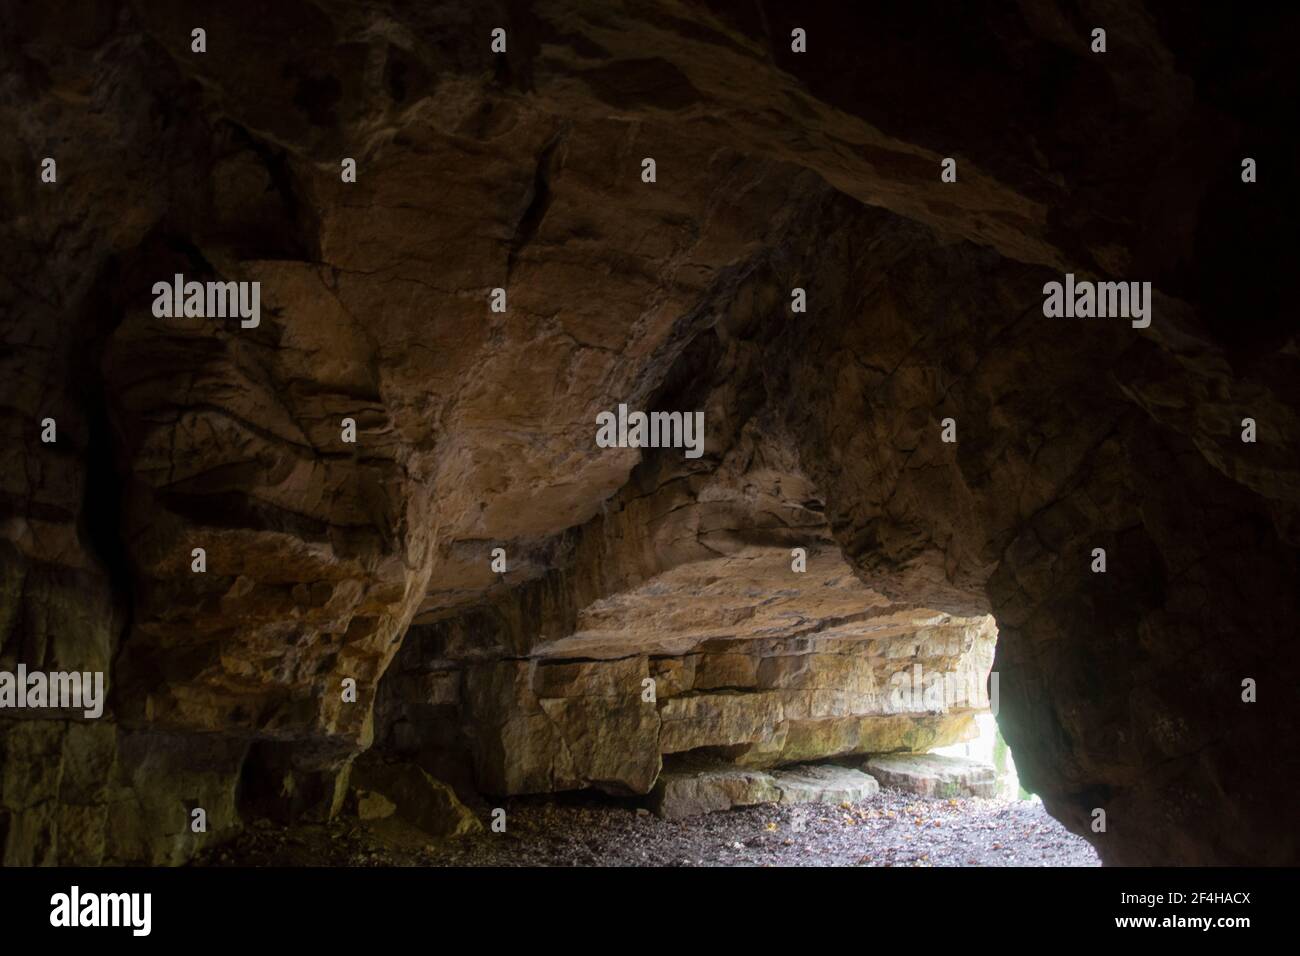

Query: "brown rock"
left=350, top=758, right=480, bottom=838
left=354, top=790, right=397, bottom=821
left=1, top=1, right=1295, bottom=868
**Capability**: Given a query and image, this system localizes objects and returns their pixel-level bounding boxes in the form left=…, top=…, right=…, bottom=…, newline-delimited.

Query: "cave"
left=1, top=0, right=1297, bottom=877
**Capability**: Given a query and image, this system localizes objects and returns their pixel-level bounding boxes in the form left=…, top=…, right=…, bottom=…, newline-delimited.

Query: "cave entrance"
left=366, top=534, right=1097, bottom=865
left=933, top=713, right=1028, bottom=801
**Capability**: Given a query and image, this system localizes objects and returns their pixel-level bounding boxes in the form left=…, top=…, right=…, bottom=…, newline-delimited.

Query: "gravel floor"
left=195, top=789, right=1100, bottom=867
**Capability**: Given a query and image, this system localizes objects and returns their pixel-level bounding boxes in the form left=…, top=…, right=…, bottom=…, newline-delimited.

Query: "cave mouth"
left=346, top=528, right=1101, bottom=867
left=219, top=588, right=1100, bottom=867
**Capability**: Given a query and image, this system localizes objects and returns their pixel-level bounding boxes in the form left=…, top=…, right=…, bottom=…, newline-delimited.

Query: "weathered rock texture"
left=864, top=754, right=998, bottom=799
left=350, top=755, right=481, bottom=838
left=379, top=591, right=992, bottom=796
left=1, top=1, right=1297, bottom=865
left=652, top=763, right=880, bottom=820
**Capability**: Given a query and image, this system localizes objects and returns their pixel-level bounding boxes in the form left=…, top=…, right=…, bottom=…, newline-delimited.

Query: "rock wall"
left=2, top=1, right=1296, bottom=865
left=378, top=571, right=995, bottom=797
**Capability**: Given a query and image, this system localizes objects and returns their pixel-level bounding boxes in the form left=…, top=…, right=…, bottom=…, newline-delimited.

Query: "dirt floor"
left=194, top=789, right=1100, bottom=867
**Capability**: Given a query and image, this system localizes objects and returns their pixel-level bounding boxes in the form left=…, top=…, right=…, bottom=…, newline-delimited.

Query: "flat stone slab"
left=651, top=768, right=781, bottom=820
left=862, top=753, right=997, bottom=798
left=652, top=763, right=879, bottom=819
left=771, top=764, right=880, bottom=805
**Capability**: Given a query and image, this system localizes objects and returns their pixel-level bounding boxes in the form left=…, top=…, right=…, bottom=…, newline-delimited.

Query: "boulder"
left=350, top=758, right=481, bottom=838
left=651, top=768, right=782, bottom=820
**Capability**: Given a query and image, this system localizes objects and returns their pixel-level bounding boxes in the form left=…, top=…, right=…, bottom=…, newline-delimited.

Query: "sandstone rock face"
left=2, top=2, right=1296, bottom=866
left=864, top=754, right=998, bottom=799
left=381, top=602, right=993, bottom=797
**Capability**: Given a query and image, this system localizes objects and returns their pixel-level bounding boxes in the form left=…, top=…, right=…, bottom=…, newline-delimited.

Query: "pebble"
left=193, top=789, right=1100, bottom=868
